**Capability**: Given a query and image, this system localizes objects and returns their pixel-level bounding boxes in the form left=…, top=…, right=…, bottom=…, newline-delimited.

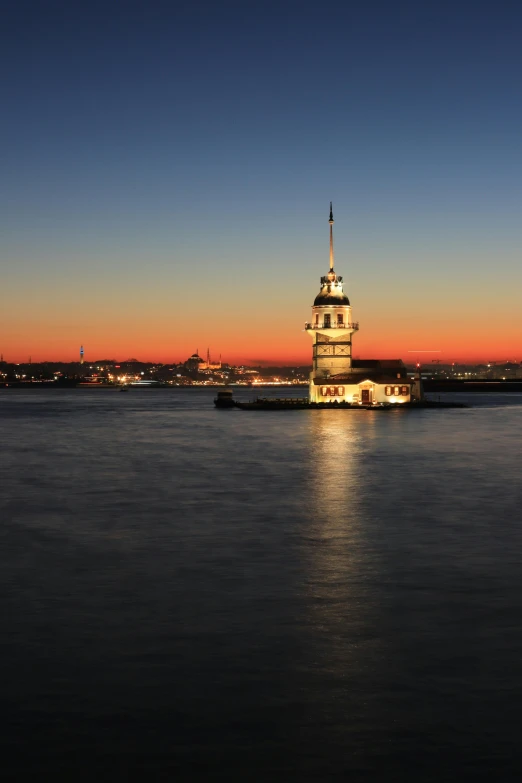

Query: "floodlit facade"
left=306, top=205, right=414, bottom=404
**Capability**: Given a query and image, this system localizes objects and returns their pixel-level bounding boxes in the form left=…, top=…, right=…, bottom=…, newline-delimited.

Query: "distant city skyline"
left=2, top=0, right=521, bottom=364
left=1, top=350, right=520, bottom=368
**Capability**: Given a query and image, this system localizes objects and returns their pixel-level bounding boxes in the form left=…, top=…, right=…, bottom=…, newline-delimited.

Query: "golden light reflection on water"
left=307, top=410, right=377, bottom=523
left=302, top=411, right=383, bottom=667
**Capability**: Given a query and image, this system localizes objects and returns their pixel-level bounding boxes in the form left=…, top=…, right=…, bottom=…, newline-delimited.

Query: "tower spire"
left=329, top=201, right=334, bottom=271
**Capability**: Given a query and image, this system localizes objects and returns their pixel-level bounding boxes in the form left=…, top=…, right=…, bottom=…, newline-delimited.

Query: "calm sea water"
left=2, top=388, right=522, bottom=780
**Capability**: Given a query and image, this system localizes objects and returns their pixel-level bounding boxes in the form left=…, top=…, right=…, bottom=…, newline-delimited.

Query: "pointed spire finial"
left=328, top=202, right=335, bottom=272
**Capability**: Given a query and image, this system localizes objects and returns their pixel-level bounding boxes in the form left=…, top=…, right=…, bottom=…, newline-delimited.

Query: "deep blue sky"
left=2, top=0, right=521, bottom=362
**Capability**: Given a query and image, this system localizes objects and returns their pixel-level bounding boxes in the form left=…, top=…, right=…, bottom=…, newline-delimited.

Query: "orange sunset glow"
left=2, top=255, right=519, bottom=366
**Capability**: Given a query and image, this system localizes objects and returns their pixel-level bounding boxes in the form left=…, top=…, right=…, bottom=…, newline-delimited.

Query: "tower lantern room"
left=305, top=203, right=359, bottom=382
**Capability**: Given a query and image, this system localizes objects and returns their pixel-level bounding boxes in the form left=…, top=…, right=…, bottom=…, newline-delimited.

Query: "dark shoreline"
left=423, top=380, right=522, bottom=393
left=1, top=380, right=522, bottom=392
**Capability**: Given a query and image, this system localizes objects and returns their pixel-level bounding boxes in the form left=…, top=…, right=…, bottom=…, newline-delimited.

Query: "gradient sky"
left=2, top=0, right=521, bottom=364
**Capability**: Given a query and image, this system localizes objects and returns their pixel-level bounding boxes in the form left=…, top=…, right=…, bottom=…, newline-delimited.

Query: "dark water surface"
left=2, top=389, right=522, bottom=780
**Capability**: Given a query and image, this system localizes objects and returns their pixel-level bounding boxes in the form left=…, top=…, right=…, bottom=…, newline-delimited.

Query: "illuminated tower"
left=80, top=345, right=84, bottom=365
left=305, top=204, right=358, bottom=401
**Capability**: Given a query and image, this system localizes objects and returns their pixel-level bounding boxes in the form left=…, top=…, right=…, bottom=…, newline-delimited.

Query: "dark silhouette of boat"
left=214, top=390, right=236, bottom=408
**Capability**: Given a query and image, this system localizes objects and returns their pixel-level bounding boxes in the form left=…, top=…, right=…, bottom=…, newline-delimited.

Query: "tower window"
left=324, top=314, right=331, bottom=327
left=337, top=313, right=344, bottom=325
left=315, top=313, right=319, bottom=324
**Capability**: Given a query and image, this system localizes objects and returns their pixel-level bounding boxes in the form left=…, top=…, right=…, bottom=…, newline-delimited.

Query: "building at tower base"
left=306, top=205, right=415, bottom=405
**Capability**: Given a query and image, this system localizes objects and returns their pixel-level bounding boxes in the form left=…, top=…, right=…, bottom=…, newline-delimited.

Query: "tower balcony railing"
left=305, top=321, right=359, bottom=331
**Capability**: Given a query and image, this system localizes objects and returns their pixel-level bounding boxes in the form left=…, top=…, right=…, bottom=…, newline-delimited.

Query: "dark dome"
left=314, top=290, right=350, bottom=306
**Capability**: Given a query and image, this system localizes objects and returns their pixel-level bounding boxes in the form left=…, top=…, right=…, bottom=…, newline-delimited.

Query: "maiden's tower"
left=306, top=205, right=414, bottom=404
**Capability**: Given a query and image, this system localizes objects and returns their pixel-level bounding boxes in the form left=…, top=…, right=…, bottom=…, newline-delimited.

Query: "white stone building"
left=306, top=205, right=414, bottom=405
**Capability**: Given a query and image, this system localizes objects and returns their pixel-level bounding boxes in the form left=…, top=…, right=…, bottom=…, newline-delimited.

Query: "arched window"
left=321, top=386, right=346, bottom=397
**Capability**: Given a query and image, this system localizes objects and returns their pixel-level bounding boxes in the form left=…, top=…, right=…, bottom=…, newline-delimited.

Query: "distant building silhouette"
left=185, top=349, right=221, bottom=373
